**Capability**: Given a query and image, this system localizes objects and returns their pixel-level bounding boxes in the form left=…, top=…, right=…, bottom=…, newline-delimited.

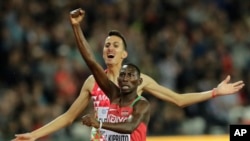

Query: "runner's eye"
left=105, top=43, right=110, bottom=48
left=114, top=42, right=119, bottom=48
left=119, top=73, right=125, bottom=77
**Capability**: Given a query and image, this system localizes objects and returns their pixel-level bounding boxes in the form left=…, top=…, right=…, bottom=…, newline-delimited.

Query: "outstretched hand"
left=11, top=133, right=35, bottom=141
left=69, top=8, right=85, bottom=25
left=216, top=75, right=245, bottom=96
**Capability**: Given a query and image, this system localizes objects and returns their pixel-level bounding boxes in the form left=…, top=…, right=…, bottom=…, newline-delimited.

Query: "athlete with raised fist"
left=12, top=8, right=245, bottom=141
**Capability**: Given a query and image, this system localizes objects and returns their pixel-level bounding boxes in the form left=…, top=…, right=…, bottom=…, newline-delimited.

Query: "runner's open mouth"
left=108, top=55, right=114, bottom=58
left=121, top=85, right=130, bottom=89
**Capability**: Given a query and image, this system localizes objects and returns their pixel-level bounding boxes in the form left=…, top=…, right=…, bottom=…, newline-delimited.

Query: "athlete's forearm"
left=71, top=25, right=105, bottom=77
left=102, top=122, right=137, bottom=134
left=177, top=90, right=215, bottom=107
left=30, top=113, right=72, bottom=140
left=143, top=74, right=244, bottom=107
left=71, top=24, right=95, bottom=63
left=71, top=24, right=114, bottom=98
left=148, top=84, right=214, bottom=107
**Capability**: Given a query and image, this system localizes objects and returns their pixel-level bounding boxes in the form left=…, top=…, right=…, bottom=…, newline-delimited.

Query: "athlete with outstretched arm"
left=12, top=8, right=244, bottom=141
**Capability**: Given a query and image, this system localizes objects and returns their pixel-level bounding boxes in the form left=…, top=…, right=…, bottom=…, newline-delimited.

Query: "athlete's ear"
left=138, top=78, right=143, bottom=85
left=122, top=50, right=128, bottom=59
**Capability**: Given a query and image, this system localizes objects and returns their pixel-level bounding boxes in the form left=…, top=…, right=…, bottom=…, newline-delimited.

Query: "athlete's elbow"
left=68, top=118, right=75, bottom=124
left=175, top=99, right=187, bottom=108
left=63, top=112, right=76, bottom=125
left=176, top=102, right=188, bottom=108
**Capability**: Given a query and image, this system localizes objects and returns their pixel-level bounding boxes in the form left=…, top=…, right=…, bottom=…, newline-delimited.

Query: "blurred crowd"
left=0, top=0, right=250, bottom=140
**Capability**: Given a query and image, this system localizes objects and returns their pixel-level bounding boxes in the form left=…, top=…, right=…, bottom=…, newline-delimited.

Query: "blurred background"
left=0, top=0, right=250, bottom=140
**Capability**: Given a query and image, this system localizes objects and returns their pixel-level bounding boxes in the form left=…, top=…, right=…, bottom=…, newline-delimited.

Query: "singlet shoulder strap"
left=130, top=95, right=142, bottom=107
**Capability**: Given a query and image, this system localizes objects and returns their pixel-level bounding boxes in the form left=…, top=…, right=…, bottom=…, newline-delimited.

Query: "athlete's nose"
left=108, top=44, right=115, bottom=50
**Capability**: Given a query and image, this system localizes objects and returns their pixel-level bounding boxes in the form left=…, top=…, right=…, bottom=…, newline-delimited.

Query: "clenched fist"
left=69, top=8, right=85, bottom=25
left=82, top=114, right=100, bottom=129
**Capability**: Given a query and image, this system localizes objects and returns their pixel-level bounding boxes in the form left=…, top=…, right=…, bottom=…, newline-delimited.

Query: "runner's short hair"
left=124, top=63, right=141, bottom=77
left=108, top=30, right=127, bottom=50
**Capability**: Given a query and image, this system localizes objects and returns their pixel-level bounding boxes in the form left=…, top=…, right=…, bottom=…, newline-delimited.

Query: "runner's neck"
left=106, top=66, right=121, bottom=85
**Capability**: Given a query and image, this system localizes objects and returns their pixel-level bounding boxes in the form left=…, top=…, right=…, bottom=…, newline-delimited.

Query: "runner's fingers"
left=233, top=81, right=244, bottom=87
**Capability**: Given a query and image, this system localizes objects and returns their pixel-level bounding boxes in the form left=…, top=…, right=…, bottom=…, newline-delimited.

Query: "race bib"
left=101, top=129, right=131, bottom=141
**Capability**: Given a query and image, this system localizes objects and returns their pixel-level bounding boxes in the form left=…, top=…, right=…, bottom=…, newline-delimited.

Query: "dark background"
left=0, top=0, right=250, bottom=140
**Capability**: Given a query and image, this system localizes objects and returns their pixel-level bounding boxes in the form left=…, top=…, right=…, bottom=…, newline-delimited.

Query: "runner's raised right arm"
left=70, top=8, right=119, bottom=101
